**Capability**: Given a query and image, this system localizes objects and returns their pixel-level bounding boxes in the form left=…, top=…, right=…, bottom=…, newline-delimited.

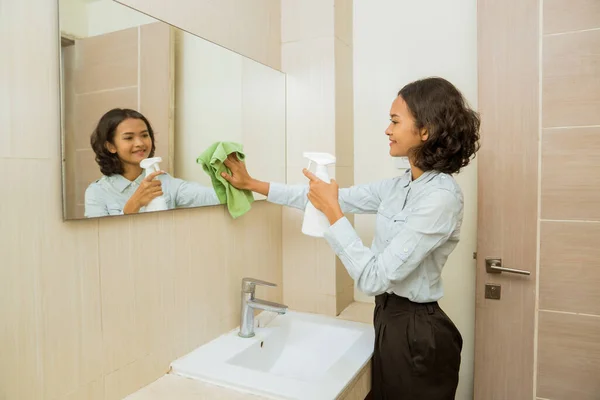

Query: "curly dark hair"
left=90, top=108, right=156, bottom=176
left=399, top=77, right=480, bottom=174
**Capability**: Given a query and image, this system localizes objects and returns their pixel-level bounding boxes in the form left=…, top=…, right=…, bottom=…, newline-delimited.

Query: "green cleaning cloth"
left=196, top=141, right=254, bottom=219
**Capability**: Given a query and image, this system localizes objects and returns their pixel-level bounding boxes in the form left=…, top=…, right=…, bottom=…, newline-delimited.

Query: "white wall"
left=353, top=1, right=478, bottom=399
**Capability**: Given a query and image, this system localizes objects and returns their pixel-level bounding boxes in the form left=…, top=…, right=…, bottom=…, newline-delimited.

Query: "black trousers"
left=369, top=293, right=463, bottom=400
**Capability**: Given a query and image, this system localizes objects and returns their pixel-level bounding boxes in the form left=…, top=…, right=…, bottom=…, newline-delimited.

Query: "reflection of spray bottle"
left=139, top=156, right=168, bottom=212
left=301, top=152, right=337, bottom=237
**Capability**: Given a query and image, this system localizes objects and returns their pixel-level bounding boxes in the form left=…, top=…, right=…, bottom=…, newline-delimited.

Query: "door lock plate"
left=485, top=283, right=501, bottom=300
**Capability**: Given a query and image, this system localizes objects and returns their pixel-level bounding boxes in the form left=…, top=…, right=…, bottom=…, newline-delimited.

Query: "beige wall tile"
left=336, top=258, right=354, bottom=294
left=0, top=160, right=49, bottom=400
left=98, top=212, right=167, bottom=374
left=336, top=280, right=355, bottom=315
left=541, top=127, right=600, bottom=220
left=335, top=165, right=354, bottom=188
left=281, top=0, right=334, bottom=43
left=537, top=311, right=600, bottom=399
left=334, top=0, right=353, bottom=46
left=0, top=0, right=61, bottom=159
left=337, top=301, right=374, bottom=325
left=544, top=0, right=600, bottom=34
left=73, top=27, right=139, bottom=95
left=543, top=30, right=600, bottom=127
left=171, top=207, right=219, bottom=357
left=282, top=208, right=320, bottom=307
left=233, top=1, right=282, bottom=70
left=281, top=207, right=340, bottom=315
left=233, top=202, right=284, bottom=303
left=41, top=220, right=103, bottom=399
left=540, top=221, right=600, bottom=315
left=116, top=0, right=281, bottom=70
left=174, top=206, right=230, bottom=356
left=335, top=39, right=354, bottom=168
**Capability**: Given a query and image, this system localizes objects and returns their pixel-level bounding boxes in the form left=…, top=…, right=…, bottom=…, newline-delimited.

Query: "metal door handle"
left=485, top=258, right=530, bottom=276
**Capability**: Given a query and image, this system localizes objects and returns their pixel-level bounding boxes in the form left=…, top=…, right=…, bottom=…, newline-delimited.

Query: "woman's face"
left=106, top=118, right=152, bottom=168
left=385, top=95, right=428, bottom=158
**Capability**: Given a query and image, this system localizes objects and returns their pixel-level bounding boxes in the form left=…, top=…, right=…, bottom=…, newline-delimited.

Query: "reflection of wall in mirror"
left=174, top=30, right=243, bottom=188
left=173, top=31, right=286, bottom=198
left=60, top=0, right=286, bottom=219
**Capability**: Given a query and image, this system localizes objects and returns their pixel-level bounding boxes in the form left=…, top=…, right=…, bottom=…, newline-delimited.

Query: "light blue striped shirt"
left=84, top=173, right=220, bottom=218
left=267, top=169, right=463, bottom=302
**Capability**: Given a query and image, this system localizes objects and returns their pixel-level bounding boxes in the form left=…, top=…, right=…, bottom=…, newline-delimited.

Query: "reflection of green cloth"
left=196, top=142, right=254, bottom=219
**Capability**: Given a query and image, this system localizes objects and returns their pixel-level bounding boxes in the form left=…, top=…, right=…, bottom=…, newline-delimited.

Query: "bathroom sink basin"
left=170, top=311, right=374, bottom=399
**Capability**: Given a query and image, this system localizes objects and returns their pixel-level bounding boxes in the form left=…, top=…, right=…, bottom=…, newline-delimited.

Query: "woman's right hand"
left=222, top=153, right=270, bottom=196
left=123, top=170, right=164, bottom=214
left=222, top=154, right=253, bottom=190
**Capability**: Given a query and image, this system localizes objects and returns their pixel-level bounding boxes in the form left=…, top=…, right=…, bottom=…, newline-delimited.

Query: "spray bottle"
left=139, top=156, right=168, bottom=212
left=301, top=152, right=336, bottom=237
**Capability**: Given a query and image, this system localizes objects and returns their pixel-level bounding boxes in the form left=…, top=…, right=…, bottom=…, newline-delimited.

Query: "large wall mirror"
left=59, top=0, right=286, bottom=220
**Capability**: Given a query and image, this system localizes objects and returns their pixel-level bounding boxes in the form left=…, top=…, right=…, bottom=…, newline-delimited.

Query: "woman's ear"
left=105, top=141, right=117, bottom=154
left=420, top=128, right=429, bottom=142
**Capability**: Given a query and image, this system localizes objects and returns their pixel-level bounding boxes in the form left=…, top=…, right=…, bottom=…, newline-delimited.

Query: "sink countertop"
left=124, top=301, right=375, bottom=400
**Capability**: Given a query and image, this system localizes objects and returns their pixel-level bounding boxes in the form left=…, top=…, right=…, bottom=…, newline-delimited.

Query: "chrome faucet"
left=239, top=277, right=287, bottom=338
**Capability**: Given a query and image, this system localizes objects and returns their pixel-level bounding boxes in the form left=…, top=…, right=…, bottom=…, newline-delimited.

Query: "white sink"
left=170, top=311, right=374, bottom=399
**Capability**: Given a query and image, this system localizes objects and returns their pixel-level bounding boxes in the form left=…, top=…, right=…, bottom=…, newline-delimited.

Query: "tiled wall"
left=280, top=0, right=355, bottom=316
left=537, top=1, right=600, bottom=398
left=0, top=1, right=283, bottom=399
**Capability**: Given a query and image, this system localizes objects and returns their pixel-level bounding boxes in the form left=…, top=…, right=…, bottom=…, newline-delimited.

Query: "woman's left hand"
left=303, top=168, right=344, bottom=225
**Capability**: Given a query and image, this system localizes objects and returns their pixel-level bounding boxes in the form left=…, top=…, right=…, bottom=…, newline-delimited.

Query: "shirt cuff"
left=266, top=182, right=287, bottom=205
left=324, top=216, right=360, bottom=254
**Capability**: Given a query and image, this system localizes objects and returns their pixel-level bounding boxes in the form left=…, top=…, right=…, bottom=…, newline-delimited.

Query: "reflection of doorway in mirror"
left=61, top=19, right=174, bottom=219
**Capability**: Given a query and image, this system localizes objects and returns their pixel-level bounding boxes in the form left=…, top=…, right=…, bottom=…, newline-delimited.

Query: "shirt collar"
left=402, top=169, right=439, bottom=188
left=107, top=173, right=145, bottom=193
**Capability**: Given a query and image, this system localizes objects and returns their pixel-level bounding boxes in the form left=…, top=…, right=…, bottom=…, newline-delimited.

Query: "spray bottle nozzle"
left=303, top=152, right=336, bottom=168
left=140, top=157, right=163, bottom=176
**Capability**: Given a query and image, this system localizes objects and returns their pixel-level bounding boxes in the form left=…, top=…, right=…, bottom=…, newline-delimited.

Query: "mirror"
left=59, top=0, right=286, bottom=220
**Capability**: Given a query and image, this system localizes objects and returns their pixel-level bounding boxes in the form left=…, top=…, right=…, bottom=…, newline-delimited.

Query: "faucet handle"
left=242, top=277, right=277, bottom=293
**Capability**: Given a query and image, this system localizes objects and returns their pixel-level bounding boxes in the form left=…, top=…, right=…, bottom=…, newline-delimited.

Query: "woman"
left=84, top=108, right=219, bottom=218
left=222, top=77, right=480, bottom=399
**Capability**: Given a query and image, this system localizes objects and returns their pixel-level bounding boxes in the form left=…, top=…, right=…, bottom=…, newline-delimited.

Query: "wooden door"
left=474, top=0, right=539, bottom=398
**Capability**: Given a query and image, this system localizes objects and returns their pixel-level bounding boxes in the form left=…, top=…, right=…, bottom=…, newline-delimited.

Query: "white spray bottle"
left=301, top=152, right=336, bottom=237
left=139, top=156, right=168, bottom=212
